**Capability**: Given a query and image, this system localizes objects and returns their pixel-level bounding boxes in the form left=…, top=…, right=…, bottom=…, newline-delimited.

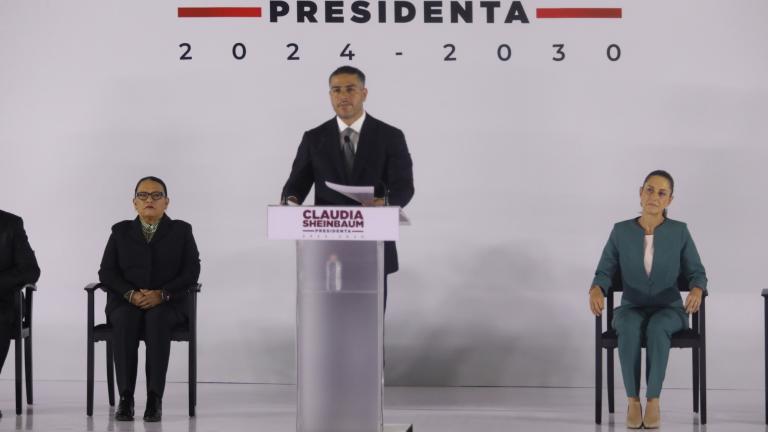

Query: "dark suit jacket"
left=0, top=210, right=40, bottom=320
left=282, top=114, right=415, bottom=273
left=98, top=214, right=200, bottom=316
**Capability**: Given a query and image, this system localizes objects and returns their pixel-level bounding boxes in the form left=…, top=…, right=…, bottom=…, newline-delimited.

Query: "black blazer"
left=98, top=214, right=200, bottom=315
left=0, top=210, right=40, bottom=314
left=282, top=114, right=415, bottom=274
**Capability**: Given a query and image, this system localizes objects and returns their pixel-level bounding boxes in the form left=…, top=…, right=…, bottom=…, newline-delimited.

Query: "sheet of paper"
left=399, top=209, right=411, bottom=225
left=325, top=181, right=374, bottom=205
left=325, top=181, right=412, bottom=225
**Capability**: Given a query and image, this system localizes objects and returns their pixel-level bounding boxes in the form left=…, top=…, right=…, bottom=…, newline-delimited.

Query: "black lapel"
left=351, top=114, right=376, bottom=183
left=323, top=119, right=349, bottom=183
left=151, top=214, right=173, bottom=243
left=130, top=217, right=145, bottom=243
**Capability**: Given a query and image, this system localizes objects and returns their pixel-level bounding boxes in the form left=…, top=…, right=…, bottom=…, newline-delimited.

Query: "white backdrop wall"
left=0, top=1, right=766, bottom=389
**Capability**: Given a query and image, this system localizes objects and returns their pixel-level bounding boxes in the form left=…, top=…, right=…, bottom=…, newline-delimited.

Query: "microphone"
left=343, top=134, right=351, bottom=146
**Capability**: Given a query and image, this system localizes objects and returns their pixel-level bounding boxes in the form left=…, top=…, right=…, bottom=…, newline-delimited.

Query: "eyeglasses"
left=135, top=192, right=165, bottom=201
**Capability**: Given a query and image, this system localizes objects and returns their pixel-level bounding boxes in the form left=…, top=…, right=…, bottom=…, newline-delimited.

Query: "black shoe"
left=115, top=396, right=135, bottom=421
left=143, top=393, right=162, bottom=422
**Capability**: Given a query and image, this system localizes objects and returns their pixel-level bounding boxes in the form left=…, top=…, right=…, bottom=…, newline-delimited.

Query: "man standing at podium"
left=281, top=66, right=414, bottom=302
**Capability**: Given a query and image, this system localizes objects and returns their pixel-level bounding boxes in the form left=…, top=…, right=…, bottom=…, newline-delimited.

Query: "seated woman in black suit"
left=0, top=210, right=40, bottom=418
left=98, top=176, right=200, bottom=422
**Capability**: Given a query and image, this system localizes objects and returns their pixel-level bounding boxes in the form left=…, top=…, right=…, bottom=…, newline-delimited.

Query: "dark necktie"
left=341, top=128, right=356, bottom=177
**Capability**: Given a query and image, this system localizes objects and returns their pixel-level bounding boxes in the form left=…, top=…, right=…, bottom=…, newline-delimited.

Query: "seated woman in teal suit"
left=588, top=170, right=707, bottom=429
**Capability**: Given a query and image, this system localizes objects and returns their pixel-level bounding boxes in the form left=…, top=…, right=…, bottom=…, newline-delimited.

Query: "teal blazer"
left=592, top=218, right=707, bottom=306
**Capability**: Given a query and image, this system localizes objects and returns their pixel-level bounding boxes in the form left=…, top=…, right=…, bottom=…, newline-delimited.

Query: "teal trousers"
left=612, top=305, right=688, bottom=398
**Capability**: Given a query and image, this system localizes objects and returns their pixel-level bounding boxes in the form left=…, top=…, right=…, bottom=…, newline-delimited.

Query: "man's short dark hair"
left=329, top=66, right=366, bottom=86
left=135, top=176, right=168, bottom=196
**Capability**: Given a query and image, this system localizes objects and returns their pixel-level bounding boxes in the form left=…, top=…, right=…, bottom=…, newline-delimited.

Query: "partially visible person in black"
left=99, top=177, right=200, bottom=422
left=0, top=210, right=40, bottom=418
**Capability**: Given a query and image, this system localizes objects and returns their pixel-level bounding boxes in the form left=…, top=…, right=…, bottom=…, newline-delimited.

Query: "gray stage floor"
left=0, top=381, right=764, bottom=431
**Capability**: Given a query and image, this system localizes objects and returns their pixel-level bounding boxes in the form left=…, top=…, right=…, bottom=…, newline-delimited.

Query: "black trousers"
left=0, top=323, right=10, bottom=375
left=0, top=303, right=14, bottom=374
left=109, top=302, right=185, bottom=398
left=383, top=275, right=388, bottom=312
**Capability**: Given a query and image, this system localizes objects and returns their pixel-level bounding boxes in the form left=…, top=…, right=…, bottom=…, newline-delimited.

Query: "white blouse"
left=644, top=234, right=654, bottom=276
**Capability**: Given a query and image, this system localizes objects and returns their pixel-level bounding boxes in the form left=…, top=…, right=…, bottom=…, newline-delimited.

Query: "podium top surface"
left=267, top=205, right=401, bottom=241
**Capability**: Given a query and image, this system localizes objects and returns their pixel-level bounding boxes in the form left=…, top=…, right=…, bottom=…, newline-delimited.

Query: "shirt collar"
left=336, top=111, right=366, bottom=135
left=141, top=220, right=160, bottom=230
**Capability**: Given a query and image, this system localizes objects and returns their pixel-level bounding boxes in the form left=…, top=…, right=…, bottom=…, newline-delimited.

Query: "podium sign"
left=267, top=205, right=399, bottom=241
left=268, top=205, right=410, bottom=432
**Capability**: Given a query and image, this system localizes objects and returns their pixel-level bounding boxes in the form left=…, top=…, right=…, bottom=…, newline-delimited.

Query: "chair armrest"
left=84, top=282, right=104, bottom=292
left=189, top=283, right=202, bottom=294
left=187, top=283, right=201, bottom=335
left=691, top=290, right=707, bottom=333
left=86, top=283, right=100, bottom=332
left=21, top=283, right=35, bottom=327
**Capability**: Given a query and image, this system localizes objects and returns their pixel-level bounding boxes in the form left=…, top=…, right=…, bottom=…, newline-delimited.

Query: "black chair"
left=85, top=282, right=201, bottom=417
left=595, top=274, right=706, bottom=424
left=9, top=283, right=35, bottom=415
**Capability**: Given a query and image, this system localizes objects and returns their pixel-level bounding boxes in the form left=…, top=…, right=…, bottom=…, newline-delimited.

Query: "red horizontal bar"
left=537, top=8, right=622, bottom=19
left=178, top=7, right=262, bottom=18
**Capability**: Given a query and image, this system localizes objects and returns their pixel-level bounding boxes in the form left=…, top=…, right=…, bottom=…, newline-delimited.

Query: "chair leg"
left=24, top=334, right=33, bottom=404
left=87, top=335, right=94, bottom=416
left=692, top=347, right=699, bottom=413
left=607, top=348, right=615, bottom=413
left=701, top=344, right=707, bottom=424
left=15, top=336, right=22, bottom=415
left=596, top=345, right=602, bottom=424
left=189, top=338, right=196, bottom=417
left=106, top=341, right=115, bottom=406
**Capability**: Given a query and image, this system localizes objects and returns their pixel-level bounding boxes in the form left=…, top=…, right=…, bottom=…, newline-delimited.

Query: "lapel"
left=351, top=114, right=376, bottom=183
left=152, top=214, right=173, bottom=244
left=647, top=219, right=669, bottom=283
left=631, top=218, right=654, bottom=283
left=322, top=119, right=349, bottom=183
left=130, top=217, right=145, bottom=244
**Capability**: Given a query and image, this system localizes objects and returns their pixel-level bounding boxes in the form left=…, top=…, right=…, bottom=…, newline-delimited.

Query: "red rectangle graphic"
left=537, top=8, right=622, bottom=19
left=178, top=7, right=263, bottom=18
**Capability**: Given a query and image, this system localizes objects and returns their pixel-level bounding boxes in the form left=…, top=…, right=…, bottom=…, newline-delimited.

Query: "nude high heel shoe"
left=626, top=399, right=643, bottom=429
left=643, top=398, right=660, bottom=429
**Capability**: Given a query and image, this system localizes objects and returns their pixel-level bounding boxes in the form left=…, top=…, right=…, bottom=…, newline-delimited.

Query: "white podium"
left=268, top=205, right=413, bottom=432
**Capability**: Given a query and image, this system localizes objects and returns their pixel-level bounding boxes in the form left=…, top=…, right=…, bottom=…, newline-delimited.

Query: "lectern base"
left=384, top=425, right=414, bottom=432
